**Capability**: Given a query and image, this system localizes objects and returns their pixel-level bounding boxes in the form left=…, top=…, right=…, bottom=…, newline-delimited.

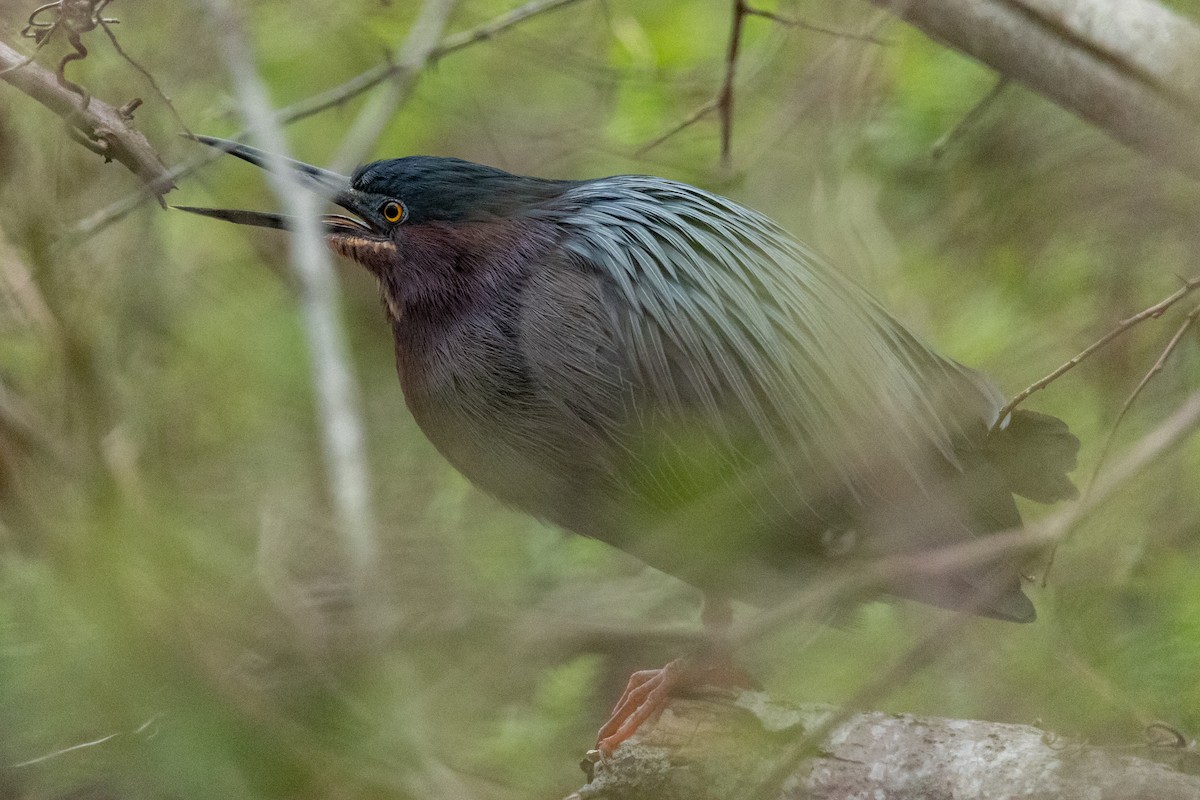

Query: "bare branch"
left=645, top=1, right=885, bottom=166
left=717, top=0, right=749, bottom=168
left=74, top=0, right=591, bottom=237
left=579, top=390, right=1200, bottom=800
left=1087, top=301, right=1200, bottom=490
left=993, top=274, right=1200, bottom=430
left=574, top=692, right=1200, bottom=800
left=277, top=0, right=591, bottom=127
left=330, top=0, right=459, bottom=173
left=0, top=39, right=173, bottom=195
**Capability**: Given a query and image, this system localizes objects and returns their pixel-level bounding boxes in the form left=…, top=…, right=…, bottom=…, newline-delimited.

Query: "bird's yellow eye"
left=382, top=200, right=405, bottom=223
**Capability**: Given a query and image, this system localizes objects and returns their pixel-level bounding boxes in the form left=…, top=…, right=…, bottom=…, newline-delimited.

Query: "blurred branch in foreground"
left=570, top=390, right=1200, bottom=798
left=869, top=0, right=1200, bottom=180
left=200, top=0, right=381, bottom=642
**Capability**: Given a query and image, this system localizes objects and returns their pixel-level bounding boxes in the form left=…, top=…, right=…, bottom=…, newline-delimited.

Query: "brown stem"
left=992, top=275, right=1200, bottom=431
left=717, top=0, right=748, bottom=168
left=0, top=38, right=173, bottom=195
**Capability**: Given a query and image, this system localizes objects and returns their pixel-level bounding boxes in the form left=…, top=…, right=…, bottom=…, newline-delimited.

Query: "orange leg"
left=595, top=660, right=684, bottom=757
left=594, top=595, right=757, bottom=757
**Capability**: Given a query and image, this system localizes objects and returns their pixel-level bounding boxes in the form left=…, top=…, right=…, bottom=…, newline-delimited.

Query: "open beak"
left=173, top=135, right=377, bottom=237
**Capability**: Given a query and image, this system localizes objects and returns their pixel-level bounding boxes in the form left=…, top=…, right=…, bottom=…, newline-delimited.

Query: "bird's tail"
left=985, top=409, right=1081, bottom=504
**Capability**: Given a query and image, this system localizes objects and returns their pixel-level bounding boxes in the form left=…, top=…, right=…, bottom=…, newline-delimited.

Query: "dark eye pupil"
left=384, top=202, right=402, bottom=221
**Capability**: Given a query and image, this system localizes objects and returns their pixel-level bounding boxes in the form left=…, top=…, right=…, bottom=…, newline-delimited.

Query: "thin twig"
left=1039, top=298, right=1200, bottom=587
left=277, top=0, right=589, bottom=127
left=330, top=0, right=459, bottom=173
left=8, top=714, right=163, bottom=769
left=992, top=275, right=1200, bottom=433
left=98, top=19, right=192, bottom=134
left=727, top=389, right=1200, bottom=795
left=931, top=77, right=1009, bottom=159
left=1087, top=300, right=1200, bottom=491
left=717, top=0, right=749, bottom=168
left=634, top=100, right=718, bottom=157
left=743, top=5, right=891, bottom=44
left=642, top=0, right=884, bottom=165
left=72, top=0, right=591, bottom=238
left=734, top=389, right=1200, bottom=649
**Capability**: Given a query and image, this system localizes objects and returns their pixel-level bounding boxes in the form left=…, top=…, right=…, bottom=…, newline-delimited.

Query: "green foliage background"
left=1, top=1, right=1199, bottom=797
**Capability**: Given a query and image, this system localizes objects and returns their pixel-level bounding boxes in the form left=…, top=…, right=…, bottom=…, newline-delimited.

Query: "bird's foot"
left=595, top=658, right=757, bottom=757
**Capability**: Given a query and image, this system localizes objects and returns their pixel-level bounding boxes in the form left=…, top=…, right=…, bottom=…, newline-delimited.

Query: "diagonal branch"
left=1087, top=301, right=1200, bottom=490
left=0, top=39, right=173, bottom=196
left=869, top=0, right=1200, bottom=180
left=278, top=0, right=590, bottom=127
left=992, top=274, right=1200, bottom=431
left=330, top=0, right=459, bottom=173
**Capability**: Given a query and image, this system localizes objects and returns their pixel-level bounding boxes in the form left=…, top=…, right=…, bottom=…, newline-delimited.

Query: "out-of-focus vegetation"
left=1, top=1, right=1199, bottom=798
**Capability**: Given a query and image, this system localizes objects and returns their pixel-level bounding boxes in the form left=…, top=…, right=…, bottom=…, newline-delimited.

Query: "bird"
left=178, top=135, right=1080, bottom=756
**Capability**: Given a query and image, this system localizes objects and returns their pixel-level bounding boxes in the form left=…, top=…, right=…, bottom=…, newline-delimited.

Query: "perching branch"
left=569, top=692, right=1200, bottom=800
left=567, top=391, right=1200, bottom=799
left=0, top=39, right=173, bottom=196
left=869, top=0, right=1200, bottom=180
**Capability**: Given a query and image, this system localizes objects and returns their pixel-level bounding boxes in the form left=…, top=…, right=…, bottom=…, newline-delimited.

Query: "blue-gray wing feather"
left=536, top=176, right=1003, bottom=499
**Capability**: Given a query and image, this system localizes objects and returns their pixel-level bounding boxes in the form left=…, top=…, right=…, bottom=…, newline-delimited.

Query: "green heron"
left=179, top=136, right=1079, bottom=756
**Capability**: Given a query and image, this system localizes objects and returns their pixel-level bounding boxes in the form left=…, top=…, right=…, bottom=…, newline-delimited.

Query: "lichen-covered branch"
left=0, top=40, right=173, bottom=195
left=569, top=691, right=1200, bottom=800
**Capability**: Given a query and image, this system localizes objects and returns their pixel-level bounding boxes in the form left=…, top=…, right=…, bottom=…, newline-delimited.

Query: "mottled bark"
left=567, top=691, right=1200, bottom=800
left=0, top=41, right=173, bottom=195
